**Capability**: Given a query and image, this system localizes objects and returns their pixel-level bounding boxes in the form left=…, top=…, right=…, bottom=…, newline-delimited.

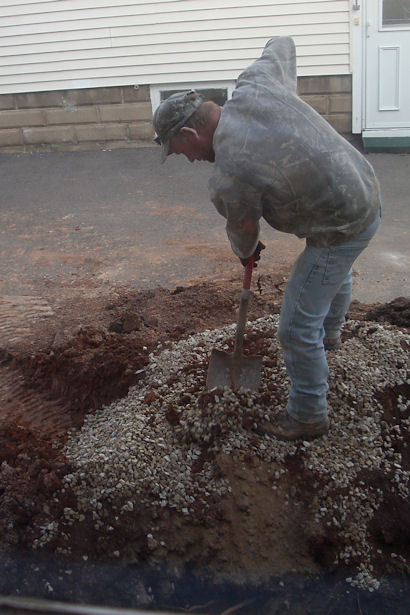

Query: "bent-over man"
left=153, top=37, right=382, bottom=441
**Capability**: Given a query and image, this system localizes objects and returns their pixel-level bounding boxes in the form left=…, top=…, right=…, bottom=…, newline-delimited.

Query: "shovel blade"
left=206, top=349, right=262, bottom=391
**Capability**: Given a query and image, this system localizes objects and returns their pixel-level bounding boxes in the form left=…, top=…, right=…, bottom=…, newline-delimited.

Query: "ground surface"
left=0, top=142, right=409, bottom=615
left=1, top=149, right=409, bottom=304
left=0, top=269, right=409, bottom=614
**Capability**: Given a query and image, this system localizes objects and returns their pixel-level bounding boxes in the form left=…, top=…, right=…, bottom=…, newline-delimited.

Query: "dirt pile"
left=60, top=317, right=408, bottom=585
left=0, top=278, right=409, bottom=614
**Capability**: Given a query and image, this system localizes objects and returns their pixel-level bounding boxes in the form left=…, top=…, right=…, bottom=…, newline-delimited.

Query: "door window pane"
left=383, top=0, right=410, bottom=25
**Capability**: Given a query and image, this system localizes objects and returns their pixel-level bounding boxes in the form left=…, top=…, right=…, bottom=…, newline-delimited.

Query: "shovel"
left=206, top=256, right=262, bottom=391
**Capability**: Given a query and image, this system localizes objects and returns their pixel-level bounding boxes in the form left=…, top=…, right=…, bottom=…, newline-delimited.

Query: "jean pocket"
left=303, top=249, right=330, bottom=286
left=322, top=248, right=355, bottom=286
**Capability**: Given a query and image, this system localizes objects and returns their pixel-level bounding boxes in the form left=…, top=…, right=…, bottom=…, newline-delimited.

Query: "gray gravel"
left=38, top=316, right=409, bottom=592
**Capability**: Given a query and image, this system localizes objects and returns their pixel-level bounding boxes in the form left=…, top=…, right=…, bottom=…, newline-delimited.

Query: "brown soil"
left=0, top=272, right=409, bottom=614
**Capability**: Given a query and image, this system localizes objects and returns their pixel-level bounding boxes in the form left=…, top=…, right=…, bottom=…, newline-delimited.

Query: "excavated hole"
left=0, top=286, right=409, bottom=614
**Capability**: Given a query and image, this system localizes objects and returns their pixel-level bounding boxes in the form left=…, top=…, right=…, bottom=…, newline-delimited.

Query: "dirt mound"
left=365, top=297, right=410, bottom=329
left=0, top=422, right=72, bottom=549
left=0, top=280, right=409, bottom=614
left=0, top=273, right=286, bottom=438
left=348, top=296, right=410, bottom=329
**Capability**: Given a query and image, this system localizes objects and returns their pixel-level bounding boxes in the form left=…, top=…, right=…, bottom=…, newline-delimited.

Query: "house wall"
left=0, top=84, right=154, bottom=151
left=0, top=0, right=352, bottom=151
left=0, top=76, right=352, bottom=153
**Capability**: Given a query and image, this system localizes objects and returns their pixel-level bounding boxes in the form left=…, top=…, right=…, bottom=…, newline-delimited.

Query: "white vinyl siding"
left=0, top=0, right=351, bottom=94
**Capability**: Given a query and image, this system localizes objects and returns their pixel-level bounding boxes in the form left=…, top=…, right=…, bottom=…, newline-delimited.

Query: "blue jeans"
left=277, top=211, right=381, bottom=423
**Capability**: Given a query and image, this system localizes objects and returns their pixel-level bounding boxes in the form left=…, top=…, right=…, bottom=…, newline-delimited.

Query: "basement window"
left=150, top=82, right=235, bottom=115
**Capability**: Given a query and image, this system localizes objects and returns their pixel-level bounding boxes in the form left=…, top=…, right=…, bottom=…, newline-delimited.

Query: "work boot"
left=258, top=413, right=329, bottom=441
left=323, top=336, right=342, bottom=351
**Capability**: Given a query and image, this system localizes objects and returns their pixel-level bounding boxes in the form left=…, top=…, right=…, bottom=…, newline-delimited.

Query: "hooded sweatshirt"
left=209, top=37, right=381, bottom=259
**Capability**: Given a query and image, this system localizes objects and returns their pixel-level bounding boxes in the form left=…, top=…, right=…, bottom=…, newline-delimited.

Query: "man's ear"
left=179, top=126, right=200, bottom=141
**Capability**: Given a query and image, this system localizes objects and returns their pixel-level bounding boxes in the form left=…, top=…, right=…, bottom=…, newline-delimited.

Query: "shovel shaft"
left=233, top=257, right=254, bottom=360
left=243, top=256, right=254, bottom=290
left=233, top=288, right=251, bottom=359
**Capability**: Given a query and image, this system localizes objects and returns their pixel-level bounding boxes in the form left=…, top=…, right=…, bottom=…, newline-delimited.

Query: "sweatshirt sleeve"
left=241, top=36, right=297, bottom=93
left=209, top=171, right=262, bottom=260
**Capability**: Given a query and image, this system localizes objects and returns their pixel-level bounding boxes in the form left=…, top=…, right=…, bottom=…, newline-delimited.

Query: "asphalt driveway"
left=1, top=146, right=409, bottom=303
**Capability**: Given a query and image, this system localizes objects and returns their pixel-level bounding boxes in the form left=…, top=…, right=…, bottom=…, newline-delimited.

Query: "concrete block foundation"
left=0, top=77, right=352, bottom=153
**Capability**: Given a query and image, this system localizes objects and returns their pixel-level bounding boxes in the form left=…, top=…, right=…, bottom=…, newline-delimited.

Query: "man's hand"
left=240, top=241, right=266, bottom=267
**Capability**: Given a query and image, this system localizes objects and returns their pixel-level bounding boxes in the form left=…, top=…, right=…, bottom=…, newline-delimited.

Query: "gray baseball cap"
left=153, top=90, right=203, bottom=162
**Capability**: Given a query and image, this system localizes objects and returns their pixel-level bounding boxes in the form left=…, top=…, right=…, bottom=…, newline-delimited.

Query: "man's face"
left=169, top=131, right=215, bottom=163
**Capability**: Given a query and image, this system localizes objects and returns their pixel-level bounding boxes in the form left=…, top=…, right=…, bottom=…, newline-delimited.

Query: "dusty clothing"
left=209, top=37, right=382, bottom=259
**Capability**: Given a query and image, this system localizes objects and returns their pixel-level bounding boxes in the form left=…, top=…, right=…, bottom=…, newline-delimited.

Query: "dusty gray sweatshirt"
left=209, top=37, right=381, bottom=259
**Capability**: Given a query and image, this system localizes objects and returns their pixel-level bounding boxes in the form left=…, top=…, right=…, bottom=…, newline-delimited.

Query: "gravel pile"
left=59, top=316, right=409, bottom=591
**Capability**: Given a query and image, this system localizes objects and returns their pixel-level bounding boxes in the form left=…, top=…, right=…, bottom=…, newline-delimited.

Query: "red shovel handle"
left=243, top=255, right=254, bottom=290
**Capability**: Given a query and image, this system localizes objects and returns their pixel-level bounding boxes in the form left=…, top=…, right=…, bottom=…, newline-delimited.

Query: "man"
left=153, top=37, right=381, bottom=441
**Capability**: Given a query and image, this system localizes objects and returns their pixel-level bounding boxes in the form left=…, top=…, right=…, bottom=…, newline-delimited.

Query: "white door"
left=364, top=0, right=410, bottom=138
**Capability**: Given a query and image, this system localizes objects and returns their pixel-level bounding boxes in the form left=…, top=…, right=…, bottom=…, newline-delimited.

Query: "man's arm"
left=226, top=213, right=260, bottom=260
left=237, top=36, right=297, bottom=94
left=210, top=170, right=264, bottom=262
left=212, top=195, right=262, bottom=262
left=261, top=36, right=297, bottom=92
left=239, top=240, right=265, bottom=267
